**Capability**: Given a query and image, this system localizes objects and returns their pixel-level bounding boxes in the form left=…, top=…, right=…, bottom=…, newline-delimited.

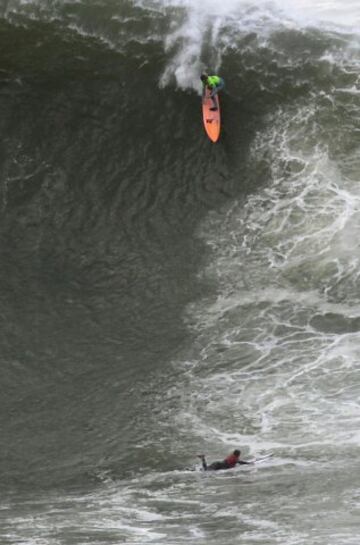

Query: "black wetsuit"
left=200, top=458, right=250, bottom=471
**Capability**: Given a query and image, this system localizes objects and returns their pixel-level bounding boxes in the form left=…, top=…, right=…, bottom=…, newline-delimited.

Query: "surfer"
left=200, top=73, right=225, bottom=111
left=197, top=449, right=253, bottom=471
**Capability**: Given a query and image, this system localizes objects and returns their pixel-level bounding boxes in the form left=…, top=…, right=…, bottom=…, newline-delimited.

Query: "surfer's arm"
left=237, top=460, right=254, bottom=465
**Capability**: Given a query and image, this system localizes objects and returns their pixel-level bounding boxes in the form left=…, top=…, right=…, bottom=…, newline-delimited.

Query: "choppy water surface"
left=1, top=0, right=359, bottom=543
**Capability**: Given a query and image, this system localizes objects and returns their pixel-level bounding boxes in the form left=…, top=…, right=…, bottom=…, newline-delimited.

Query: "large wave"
left=1, top=1, right=359, bottom=543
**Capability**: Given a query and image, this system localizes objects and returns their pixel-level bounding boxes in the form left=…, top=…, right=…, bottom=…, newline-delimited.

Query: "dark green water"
left=1, top=1, right=359, bottom=543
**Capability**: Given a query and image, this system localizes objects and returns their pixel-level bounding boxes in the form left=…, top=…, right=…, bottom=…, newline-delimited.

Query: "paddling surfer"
left=200, top=73, right=225, bottom=111
left=197, top=449, right=253, bottom=471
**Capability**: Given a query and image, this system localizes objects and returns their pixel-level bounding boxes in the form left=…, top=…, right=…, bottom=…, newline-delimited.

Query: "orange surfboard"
left=202, top=88, right=221, bottom=143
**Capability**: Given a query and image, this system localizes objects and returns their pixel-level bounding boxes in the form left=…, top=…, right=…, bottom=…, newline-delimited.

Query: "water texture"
left=0, top=0, right=359, bottom=543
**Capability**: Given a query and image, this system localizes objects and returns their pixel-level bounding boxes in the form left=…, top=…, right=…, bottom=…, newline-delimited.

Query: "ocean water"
left=1, top=0, right=359, bottom=543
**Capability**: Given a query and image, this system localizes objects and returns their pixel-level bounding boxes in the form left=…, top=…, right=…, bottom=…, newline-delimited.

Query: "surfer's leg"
left=197, top=454, right=208, bottom=470
left=210, top=90, right=218, bottom=109
left=210, top=80, right=225, bottom=109
left=208, top=461, right=228, bottom=470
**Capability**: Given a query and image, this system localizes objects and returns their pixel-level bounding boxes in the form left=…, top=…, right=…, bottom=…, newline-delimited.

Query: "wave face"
left=1, top=1, right=360, bottom=544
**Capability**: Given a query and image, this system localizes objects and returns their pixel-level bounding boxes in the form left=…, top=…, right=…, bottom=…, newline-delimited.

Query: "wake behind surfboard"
left=248, top=453, right=274, bottom=464
left=202, top=89, right=221, bottom=143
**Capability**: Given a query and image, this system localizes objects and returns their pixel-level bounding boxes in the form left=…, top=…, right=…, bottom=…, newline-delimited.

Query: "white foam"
left=169, top=95, right=360, bottom=465
left=141, top=0, right=360, bottom=27
left=137, top=0, right=360, bottom=89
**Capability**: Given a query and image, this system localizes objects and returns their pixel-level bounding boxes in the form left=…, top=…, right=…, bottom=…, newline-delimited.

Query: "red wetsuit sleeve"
left=224, top=454, right=238, bottom=468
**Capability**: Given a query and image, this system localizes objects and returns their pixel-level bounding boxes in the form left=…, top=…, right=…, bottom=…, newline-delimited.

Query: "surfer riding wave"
left=200, top=73, right=225, bottom=111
